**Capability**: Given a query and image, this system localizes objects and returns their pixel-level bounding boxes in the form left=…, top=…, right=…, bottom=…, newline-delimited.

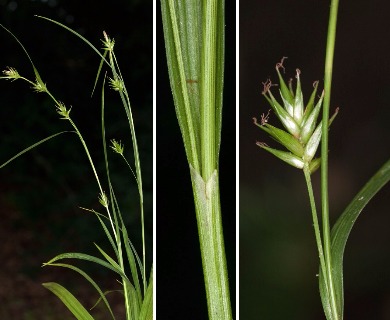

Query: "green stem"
left=161, top=1, right=231, bottom=318
left=109, top=50, right=147, bottom=295
left=197, top=1, right=231, bottom=318
left=303, top=165, right=327, bottom=285
left=322, top=0, right=340, bottom=318
left=190, top=167, right=232, bottom=320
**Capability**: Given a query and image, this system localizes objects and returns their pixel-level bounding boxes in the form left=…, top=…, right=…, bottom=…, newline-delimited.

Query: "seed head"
left=102, top=31, right=115, bottom=51
left=109, top=77, right=124, bottom=92
left=56, top=101, right=71, bottom=120
left=98, top=192, right=109, bottom=208
left=255, top=58, right=338, bottom=173
left=2, top=67, right=21, bottom=81
left=32, top=77, right=47, bottom=93
left=110, top=139, right=124, bottom=155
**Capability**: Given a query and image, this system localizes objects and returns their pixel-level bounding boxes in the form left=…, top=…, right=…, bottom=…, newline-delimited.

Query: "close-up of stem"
left=320, top=0, right=340, bottom=318
left=160, top=0, right=232, bottom=319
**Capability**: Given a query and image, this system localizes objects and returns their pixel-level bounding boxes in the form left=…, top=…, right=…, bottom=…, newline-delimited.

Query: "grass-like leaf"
left=80, top=207, right=120, bottom=261
left=0, top=131, right=74, bottom=169
left=319, top=158, right=390, bottom=319
left=160, top=0, right=201, bottom=169
left=35, top=16, right=109, bottom=66
left=0, top=24, right=45, bottom=88
left=139, top=270, right=153, bottom=320
left=43, top=263, right=116, bottom=320
left=42, top=282, right=95, bottom=320
left=43, top=253, right=129, bottom=281
left=122, top=220, right=143, bottom=306
left=123, top=280, right=139, bottom=320
left=94, top=243, right=122, bottom=271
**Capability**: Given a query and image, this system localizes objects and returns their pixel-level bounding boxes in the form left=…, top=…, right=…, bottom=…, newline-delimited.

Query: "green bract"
left=255, top=58, right=337, bottom=173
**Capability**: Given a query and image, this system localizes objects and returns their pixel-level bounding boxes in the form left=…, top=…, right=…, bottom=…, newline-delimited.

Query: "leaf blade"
left=42, top=282, right=95, bottom=320
left=319, top=158, right=390, bottom=318
left=0, top=131, right=74, bottom=169
left=44, top=263, right=116, bottom=320
left=139, top=268, right=153, bottom=320
left=43, top=252, right=128, bottom=281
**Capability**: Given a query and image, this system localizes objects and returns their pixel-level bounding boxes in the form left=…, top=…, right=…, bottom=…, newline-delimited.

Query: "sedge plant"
left=161, top=1, right=232, bottom=319
left=0, top=18, right=152, bottom=320
left=254, top=1, right=390, bottom=319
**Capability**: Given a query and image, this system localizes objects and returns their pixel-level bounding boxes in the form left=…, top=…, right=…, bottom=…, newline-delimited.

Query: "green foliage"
left=1, top=19, right=152, bottom=320
left=42, top=283, right=95, bottom=320
left=319, top=159, right=390, bottom=319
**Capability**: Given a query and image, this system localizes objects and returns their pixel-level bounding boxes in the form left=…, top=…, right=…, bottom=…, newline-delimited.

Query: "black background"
left=2, top=0, right=390, bottom=319
left=240, top=1, right=390, bottom=319
left=0, top=1, right=152, bottom=319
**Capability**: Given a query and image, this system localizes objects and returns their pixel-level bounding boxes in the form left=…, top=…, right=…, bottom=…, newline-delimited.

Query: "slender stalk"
left=303, top=165, right=327, bottom=286
left=322, top=0, right=340, bottom=318
left=110, top=53, right=147, bottom=294
left=195, top=0, right=231, bottom=317
left=190, top=168, right=232, bottom=320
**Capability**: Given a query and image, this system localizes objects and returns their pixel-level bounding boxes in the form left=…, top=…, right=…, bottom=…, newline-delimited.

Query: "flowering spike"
left=255, top=60, right=337, bottom=174
left=109, top=77, right=124, bottom=92
left=98, top=192, right=109, bottom=208
left=56, top=102, right=71, bottom=120
left=1, top=67, right=21, bottom=81
left=32, top=77, right=47, bottom=93
left=102, top=31, right=115, bottom=51
left=110, top=139, right=124, bottom=155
